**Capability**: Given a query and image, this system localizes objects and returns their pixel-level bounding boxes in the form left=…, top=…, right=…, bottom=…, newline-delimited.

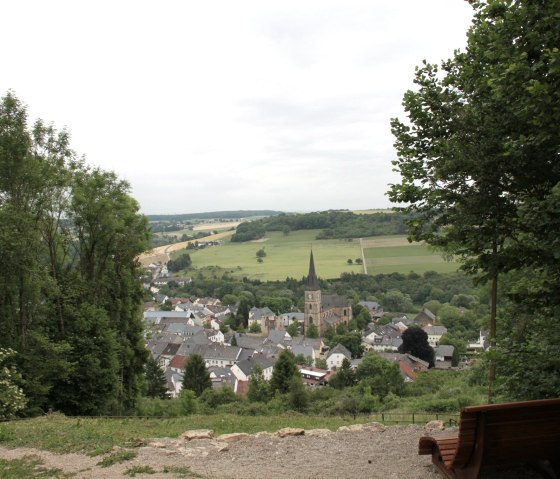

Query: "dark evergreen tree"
left=145, top=356, right=168, bottom=399
left=270, top=350, right=298, bottom=394
left=182, top=353, right=211, bottom=397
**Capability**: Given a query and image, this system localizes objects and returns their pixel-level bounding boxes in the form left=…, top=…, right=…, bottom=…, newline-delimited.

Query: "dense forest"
left=0, top=93, right=151, bottom=417
left=230, top=210, right=406, bottom=242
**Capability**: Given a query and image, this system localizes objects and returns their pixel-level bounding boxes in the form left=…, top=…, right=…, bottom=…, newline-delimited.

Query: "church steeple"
left=306, top=250, right=320, bottom=291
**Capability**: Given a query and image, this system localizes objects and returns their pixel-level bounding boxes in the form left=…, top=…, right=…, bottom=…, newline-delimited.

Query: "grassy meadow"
left=178, top=230, right=362, bottom=281
left=362, top=236, right=459, bottom=275
left=171, top=231, right=459, bottom=280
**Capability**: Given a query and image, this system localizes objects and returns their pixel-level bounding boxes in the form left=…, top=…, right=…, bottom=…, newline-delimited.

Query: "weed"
left=124, top=465, right=156, bottom=476
left=96, top=450, right=137, bottom=467
left=0, top=455, right=74, bottom=478
left=162, top=465, right=205, bottom=478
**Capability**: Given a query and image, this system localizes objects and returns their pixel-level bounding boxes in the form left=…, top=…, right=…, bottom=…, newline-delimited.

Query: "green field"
left=363, top=237, right=459, bottom=274
left=172, top=231, right=459, bottom=280
left=180, top=230, right=362, bottom=280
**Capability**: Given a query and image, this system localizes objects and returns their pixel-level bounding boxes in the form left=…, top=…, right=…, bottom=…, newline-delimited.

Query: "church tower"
left=304, top=250, right=322, bottom=335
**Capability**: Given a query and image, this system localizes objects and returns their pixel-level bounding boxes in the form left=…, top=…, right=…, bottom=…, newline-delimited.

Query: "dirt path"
left=0, top=425, right=541, bottom=479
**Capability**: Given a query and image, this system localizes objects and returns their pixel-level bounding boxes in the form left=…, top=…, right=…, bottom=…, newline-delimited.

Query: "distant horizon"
left=142, top=206, right=395, bottom=217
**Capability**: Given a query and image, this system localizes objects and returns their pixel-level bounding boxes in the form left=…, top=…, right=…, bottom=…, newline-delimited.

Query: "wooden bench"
left=419, top=398, right=560, bottom=479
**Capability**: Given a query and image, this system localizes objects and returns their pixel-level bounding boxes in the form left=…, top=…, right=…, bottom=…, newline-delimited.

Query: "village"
left=144, top=254, right=488, bottom=399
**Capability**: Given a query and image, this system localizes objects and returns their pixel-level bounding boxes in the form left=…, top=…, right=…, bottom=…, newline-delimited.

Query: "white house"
left=326, top=343, right=352, bottom=370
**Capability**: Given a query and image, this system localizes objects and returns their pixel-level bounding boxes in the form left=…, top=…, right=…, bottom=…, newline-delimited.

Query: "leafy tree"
left=315, top=358, right=328, bottom=370
left=230, top=334, right=238, bottom=346
left=347, top=259, right=353, bottom=265
left=256, top=248, right=266, bottom=258
left=294, top=353, right=313, bottom=367
left=288, top=375, right=308, bottom=412
left=329, top=358, right=356, bottom=389
left=382, top=290, right=413, bottom=312
left=0, top=93, right=150, bottom=415
left=270, top=350, right=298, bottom=394
left=355, top=258, right=363, bottom=265
left=398, top=327, right=434, bottom=367
left=287, top=321, right=300, bottom=337
left=249, top=322, right=262, bottom=334
left=167, top=253, right=192, bottom=272
left=144, top=356, right=168, bottom=399
left=389, top=0, right=560, bottom=397
left=182, top=354, right=211, bottom=397
left=329, top=333, right=364, bottom=358
left=355, top=352, right=404, bottom=398
left=247, top=364, right=270, bottom=403
left=305, top=322, right=319, bottom=339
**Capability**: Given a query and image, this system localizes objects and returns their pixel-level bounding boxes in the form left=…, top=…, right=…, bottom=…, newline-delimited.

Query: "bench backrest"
left=452, top=397, right=560, bottom=468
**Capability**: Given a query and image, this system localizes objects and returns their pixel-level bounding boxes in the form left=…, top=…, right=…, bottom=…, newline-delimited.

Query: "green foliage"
left=305, top=322, right=319, bottom=338
left=0, top=456, right=70, bottom=479
left=97, top=450, right=137, bottom=467
left=0, top=348, right=26, bottom=419
left=182, top=354, right=211, bottom=397
left=329, top=358, right=356, bottom=389
left=389, top=0, right=560, bottom=398
left=256, top=248, right=266, bottom=258
left=247, top=364, right=270, bottom=403
left=270, top=350, right=298, bottom=394
left=288, top=375, right=308, bottom=412
left=179, top=389, right=198, bottom=415
left=124, top=465, right=156, bottom=476
left=355, top=352, right=404, bottom=399
left=144, top=357, right=168, bottom=399
left=167, top=253, right=192, bottom=272
left=249, top=322, right=262, bottom=334
left=287, top=321, right=300, bottom=337
left=199, top=386, right=239, bottom=410
left=329, top=333, right=364, bottom=358
left=231, top=222, right=266, bottom=242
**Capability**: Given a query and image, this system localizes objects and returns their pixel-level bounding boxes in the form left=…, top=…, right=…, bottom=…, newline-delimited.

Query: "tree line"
left=230, top=210, right=407, bottom=242
left=0, top=92, right=151, bottom=417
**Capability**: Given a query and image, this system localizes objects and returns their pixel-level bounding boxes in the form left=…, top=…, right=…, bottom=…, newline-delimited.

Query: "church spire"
left=306, top=250, right=320, bottom=291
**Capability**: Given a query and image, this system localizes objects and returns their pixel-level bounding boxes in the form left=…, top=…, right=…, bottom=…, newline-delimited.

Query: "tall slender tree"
left=389, top=0, right=560, bottom=399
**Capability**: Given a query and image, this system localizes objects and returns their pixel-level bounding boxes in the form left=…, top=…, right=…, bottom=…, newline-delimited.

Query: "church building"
left=303, top=251, right=352, bottom=336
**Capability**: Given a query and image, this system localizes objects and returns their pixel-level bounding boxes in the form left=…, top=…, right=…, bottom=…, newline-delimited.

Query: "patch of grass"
left=124, top=465, right=156, bottom=476
left=0, top=414, right=380, bottom=453
left=162, top=465, right=205, bottom=478
left=0, top=455, right=73, bottom=478
left=97, top=450, right=137, bottom=468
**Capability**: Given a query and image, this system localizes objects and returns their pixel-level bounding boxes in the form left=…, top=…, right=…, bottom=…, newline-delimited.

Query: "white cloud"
left=1, top=0, right=473, bottom=214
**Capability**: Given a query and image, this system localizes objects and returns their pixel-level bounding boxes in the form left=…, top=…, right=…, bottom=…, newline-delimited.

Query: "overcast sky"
left=2, top=1, right=473, bottom=215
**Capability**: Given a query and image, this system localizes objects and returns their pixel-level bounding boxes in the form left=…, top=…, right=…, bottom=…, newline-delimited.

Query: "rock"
left=362, top=422, right=387, bottom=432
left=253, top=431, right=274, bottom=438
left=305, top=429, right=332, bottom=437
left=425, top=420, right=445, bottom=432
left=216, top=433, right=250, bottom=443
left=148, top=441, right=167, bottom=448
left=210, top=441, right=230, bottom=452
left=180, top=429, right=214, bottom=441
left=336, top=423, right=386, bottom=433
left=276, top=427, right=305, bottom=438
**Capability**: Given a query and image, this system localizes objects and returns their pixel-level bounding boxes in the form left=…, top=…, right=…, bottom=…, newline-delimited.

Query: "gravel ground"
left=0, top=425, right=543, bottom=479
